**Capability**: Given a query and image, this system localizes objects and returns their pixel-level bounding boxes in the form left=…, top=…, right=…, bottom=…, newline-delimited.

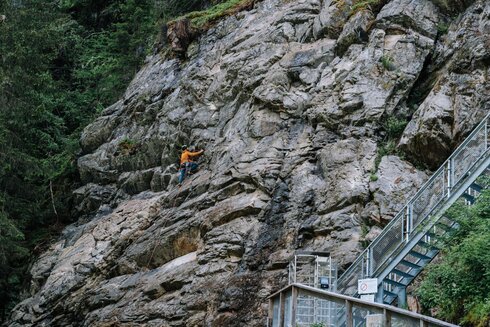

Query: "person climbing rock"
left=178, top=145, right=204, bottom=185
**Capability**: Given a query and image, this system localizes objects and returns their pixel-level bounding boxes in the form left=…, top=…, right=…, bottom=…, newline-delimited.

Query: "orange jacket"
left=180, top=149, right=203, bottom=165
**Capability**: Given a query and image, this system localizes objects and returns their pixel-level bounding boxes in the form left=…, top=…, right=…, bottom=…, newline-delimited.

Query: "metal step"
left=400, top=259, right=422, bottom=270
left=383, top=278, right=406, bottom=288
left=425, top=231, right=442, bottom=240
left=383, top=289, right=398, bottom=299
left=383, top=298, right=396, bottom=305
left=470, top=182, right=483, bottom=193
left=392, top=268, right=415, bottom=279
left=461, top=192, right=475, bottom=204
left=417, top=240, right=438, bottom=250
left=409, top=250, right=432, bottom=261
left=383, top=290, right=398, bottom=305
left=434, top=222, right=455, bottom=232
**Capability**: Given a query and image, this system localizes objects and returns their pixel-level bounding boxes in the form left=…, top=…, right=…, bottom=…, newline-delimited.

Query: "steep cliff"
left=8, top=0, right=489, bottom=326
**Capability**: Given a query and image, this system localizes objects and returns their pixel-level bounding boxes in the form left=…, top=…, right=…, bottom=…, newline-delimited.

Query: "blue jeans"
left=179, top=162, right=198, bottom=183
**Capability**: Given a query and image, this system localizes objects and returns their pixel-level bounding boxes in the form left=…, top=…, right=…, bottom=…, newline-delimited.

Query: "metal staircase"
left=337, top=113, right=490, bottom=306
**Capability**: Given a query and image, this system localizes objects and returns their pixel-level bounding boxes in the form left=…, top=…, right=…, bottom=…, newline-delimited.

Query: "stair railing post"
left=367, top=248, right=372, bottom=277
left=368, top=248, right=374, bottom=277
left=293, top=256, right=298, bottom=283
left=366, top=250, right=370, bottom=277
left=486, top=117, right=489, bottom=151
left=361, top=254, right=365, bottom=279
left=446, top=160, right=452, bottom=198
left=405, top=205, right=412, bottom=240
left=401, top=209, right=405, bottom=242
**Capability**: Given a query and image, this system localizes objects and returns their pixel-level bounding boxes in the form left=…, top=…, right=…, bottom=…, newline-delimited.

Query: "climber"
left=178, top=145, right=204, bottom=185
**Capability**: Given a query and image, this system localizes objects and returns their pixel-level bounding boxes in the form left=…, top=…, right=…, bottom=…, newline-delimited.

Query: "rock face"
left=399, top=0, right=490, bottom=169
left=8, top=0, right=489, bottom=326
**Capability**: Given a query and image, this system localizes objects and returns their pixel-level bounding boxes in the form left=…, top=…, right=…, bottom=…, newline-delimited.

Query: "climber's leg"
left=189, top=162, right=199, bottom=173
left=178, top=166, right=186, bottom=184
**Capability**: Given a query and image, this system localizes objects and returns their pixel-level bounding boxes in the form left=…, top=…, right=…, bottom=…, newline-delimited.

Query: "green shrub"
left=384, top=116, right=408, bottom=139
left=417, top=190, right=490, bottom=326
left=437, top=22, right=449, bottom=34
left=118, top=138, right=138, bottom=155
left=380, top=55, right=396, bottom=71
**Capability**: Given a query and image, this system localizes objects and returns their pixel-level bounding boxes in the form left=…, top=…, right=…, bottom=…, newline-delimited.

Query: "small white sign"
left=358, top=278, right=378, bottom=294
left=360, top=294, right=375, bottom=302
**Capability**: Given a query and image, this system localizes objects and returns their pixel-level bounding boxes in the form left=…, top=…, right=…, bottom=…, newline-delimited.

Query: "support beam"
left=398, top=288, right=407, bottom=308
left=376, top=285, right=384, bottom=303
left=346, top=300, right=353, bottom=327
left=268, top=298, right=273, bottom=327
left=384, top=308, right=391, bottom=327
left=279, top=292, right=285, bottom=327
left=291, top=286, right=298, bottom=326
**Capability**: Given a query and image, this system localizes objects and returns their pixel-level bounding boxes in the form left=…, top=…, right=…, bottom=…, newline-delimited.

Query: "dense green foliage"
left=417, top=189, right=490, bottom=326
left=0, top=0, right=163, bottom=320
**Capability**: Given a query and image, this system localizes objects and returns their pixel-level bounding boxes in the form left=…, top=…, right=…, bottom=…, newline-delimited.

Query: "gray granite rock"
left=7, top=0, right=489, bottom=325
left=376, top=0, right=442, bottom=38
left=336, top=10, right=374, bottom=56
left=399, top=0, right=490, bottom=168
left=369, top=155, right=428, bottom=222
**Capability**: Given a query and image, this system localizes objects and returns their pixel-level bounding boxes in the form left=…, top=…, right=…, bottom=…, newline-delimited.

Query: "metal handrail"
left=338, top=113, right=490, bottom=294
left=371, top=147, right=490, bottom=278
left=268, top=283, right=459, bottom=327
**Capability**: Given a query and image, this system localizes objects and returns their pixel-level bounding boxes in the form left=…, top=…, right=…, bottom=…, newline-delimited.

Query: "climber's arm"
left=188, top=149, right=204, bottom=157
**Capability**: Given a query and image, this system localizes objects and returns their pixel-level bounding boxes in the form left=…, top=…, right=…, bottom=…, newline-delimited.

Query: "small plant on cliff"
left=380, top=55, right=396, bottom=71
left=118, top=138, right=138, bottom=155
left=437, top=22, right=449, bottom=34
left=384, top=116, right=408, bottom=140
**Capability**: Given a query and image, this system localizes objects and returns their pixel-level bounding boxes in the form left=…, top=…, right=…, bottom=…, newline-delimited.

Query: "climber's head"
left=181, top=145, right=188, bottom=151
